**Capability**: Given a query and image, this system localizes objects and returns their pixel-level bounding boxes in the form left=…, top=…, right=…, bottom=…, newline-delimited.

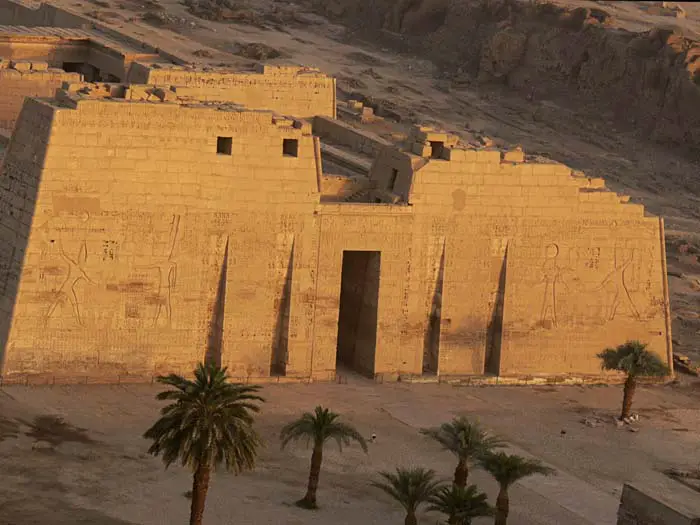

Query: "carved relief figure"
left=539, top=243, right=565, bottom=329
left=45, top=241, right=95, bottom=326
left=138, top=215, right=180, bottom=327
left=598, top=247, right=640, bottom=321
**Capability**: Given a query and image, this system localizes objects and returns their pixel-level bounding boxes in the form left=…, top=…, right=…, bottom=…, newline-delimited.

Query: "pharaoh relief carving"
left=133, top=214, right=181, bottom=327
left=532, top=243, right=657, bottom=330
left=538, top=243, right=571, bottom=329
left=35, top=213, right=97, bottom=327
left=44, top=239, right=95, bottom=326
left=596, top=247, right=641, bottom=322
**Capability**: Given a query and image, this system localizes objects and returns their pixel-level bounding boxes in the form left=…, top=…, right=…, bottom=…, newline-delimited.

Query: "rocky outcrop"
left=306, top=0, right=700, bottom=152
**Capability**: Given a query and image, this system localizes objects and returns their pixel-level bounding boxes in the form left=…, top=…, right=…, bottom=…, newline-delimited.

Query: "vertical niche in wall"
left=206, top=237, right=229, bottom=367
left=485, top=245, right=508, bottom=376
left=271, top=238, right=294, bottom=376
left=423, top=239, right=445, bottom=375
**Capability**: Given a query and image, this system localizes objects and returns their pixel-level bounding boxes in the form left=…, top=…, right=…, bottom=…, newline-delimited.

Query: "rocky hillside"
left=305, top=0, right=700, bottom=152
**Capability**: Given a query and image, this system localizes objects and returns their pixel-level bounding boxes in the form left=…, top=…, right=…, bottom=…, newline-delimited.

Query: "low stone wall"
left=0, top=371, right=672, bottom=387
left=0, top=0, right=187, bottom=64
left=312, top=115, right=391, bottom=157
left=617, top=483, right=700, bottom=525
left=0, top=371, right=337, bottom=386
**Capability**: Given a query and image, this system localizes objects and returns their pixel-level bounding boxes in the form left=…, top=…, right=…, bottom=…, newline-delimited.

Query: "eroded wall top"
left=127, top=63, right=337, bottom=119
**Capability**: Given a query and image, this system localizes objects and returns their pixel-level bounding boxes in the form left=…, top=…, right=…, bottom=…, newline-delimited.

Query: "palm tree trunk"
left=301, top=441, right=323, bottom=508
left=189, top=464, right=211, bottom=525
left=453, top=458, right=468, bottom=488
left=405, top=510, right=418, bottom=525
left=495, top=486, right=509, bottom=525
left=620, top=374, right=636, bottom=420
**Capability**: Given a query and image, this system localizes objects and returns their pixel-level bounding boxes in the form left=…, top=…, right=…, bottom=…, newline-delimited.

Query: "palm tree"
left=143, top=362, right=264, bottom=525
left=372, top=467, right=444, bottom=525
left=280, top=405, right=368, bottom=509
left=428, top=484, right=494, bottom=525
left=421, top=416, right=505, bottom=487
left=479, top=452, right=555, bottom=525
left=597, top=340, right=670, bottom=420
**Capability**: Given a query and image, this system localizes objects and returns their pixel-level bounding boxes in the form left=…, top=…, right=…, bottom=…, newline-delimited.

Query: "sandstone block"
left=10, top=61, right=31, bottom=72
left=503, top=149, right=524, bottom=163
left=476, top=150, right=501, bottom=164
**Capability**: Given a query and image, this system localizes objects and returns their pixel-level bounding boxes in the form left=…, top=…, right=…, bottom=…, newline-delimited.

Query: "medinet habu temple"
left=0, top=5, right=673, bottom=384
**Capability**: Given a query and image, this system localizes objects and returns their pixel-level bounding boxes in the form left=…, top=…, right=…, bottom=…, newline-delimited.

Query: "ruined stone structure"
left=0, top=25, right=173, bottom=133
left=0, top=25, right=335, bottom=135
left=617, top=483, right=700, bottom=525
left=0, top=5, right=673, bottom=384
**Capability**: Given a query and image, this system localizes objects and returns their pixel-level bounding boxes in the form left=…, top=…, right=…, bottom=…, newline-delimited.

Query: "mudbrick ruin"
left=0, top=1, right=675, bottom=385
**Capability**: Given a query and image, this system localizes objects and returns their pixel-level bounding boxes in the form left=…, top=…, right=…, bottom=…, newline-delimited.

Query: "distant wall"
left=0, top=63, right=80, bottom=132
left=319, top=174, right=368, bottom=202
left=129, top=64, right=337, bottom=119
left=618, top=484, right=700, bottom=525
left=0, top=0, right=186, bottom=64
left=0, top=38, right=88, bottom=63
left=312, top=116, right=390, bottom=157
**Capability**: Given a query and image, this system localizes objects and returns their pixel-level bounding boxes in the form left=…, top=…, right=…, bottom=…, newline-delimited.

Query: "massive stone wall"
left=369, top=141, right=671, bottom=377
left=128, top=64, right=337, bottom=120
left=0, top=97, right=321, bottom=381
left=0, top=97, right=672, bottom=383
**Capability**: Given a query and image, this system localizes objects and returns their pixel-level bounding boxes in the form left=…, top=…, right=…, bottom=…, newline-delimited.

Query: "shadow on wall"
left=439, top=317, right=490, bottom=375
left=485, top=247, right=508, bottom=375
left=0, top=101, right=50, bottom=374
left=205, top=238, right=228, bottom=368
left=271, top=239, right=294, bottom=376
left=422, top=241, right=445, bottom=375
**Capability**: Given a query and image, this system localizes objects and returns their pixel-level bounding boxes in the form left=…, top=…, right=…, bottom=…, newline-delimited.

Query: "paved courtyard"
left=1, top=377, right=699, bottom=524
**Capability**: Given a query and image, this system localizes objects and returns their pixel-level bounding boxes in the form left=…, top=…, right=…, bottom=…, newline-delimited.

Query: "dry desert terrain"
left=1, top=377, right=700, bottom=524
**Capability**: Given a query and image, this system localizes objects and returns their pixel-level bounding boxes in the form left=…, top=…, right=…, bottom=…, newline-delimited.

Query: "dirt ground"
left=1, top=377, right=700, bottom=524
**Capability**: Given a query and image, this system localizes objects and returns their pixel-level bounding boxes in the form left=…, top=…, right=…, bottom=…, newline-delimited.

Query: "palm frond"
left=597, top=341, right=669, bottom=377
left=371, top=467, right=444, bottom=513
left=143, top=361, right=265, bottom=474
left=428, top=485, right=494, bottom=524
left=421, top=417, right=505, bottom=462
left=279, top=405, right=367, bottom=452
left=479, top=452, right=555, bottom=489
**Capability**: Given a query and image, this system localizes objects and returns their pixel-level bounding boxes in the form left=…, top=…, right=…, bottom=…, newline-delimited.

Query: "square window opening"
left=217, top=136, right=232, bottom=155
left=283, top=138, right=299, bottom=157
left=388, top=168, right=399, bottom=191
left=430, top=141, right=445, bottom=159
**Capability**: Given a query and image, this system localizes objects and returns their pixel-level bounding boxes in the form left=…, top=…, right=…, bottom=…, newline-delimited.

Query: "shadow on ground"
left=1, top=498, right=141, bottom=525
left=0, top=415, right=20, bottom=441
left=23, top=415, right=95, bottom=446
